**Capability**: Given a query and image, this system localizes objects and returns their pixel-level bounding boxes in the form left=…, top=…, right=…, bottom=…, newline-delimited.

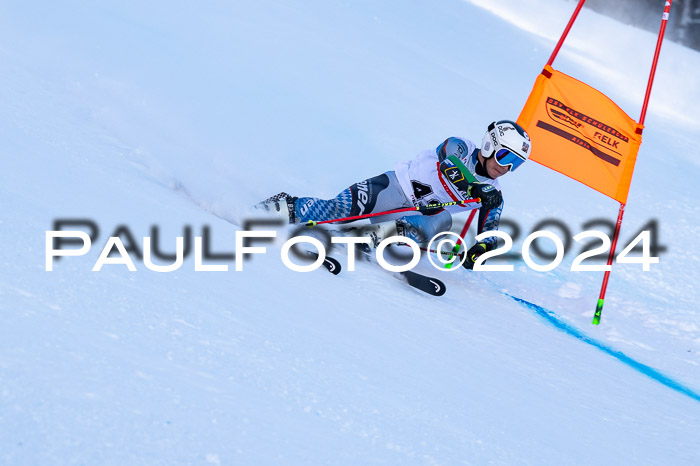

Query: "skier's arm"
left=436, top=140, right=502, bottom=209
left=477, top=199, right=503, bottom=243
left=436, top=137, right=470, bottom=162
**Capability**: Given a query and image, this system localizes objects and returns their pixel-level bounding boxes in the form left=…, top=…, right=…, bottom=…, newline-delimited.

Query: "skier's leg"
left=293, top=188, right=353, bottom=224
left=293, top=172, right=410, bottom=224
left=397, top=210, right=452, bottom=244
left=362, top=172, right=413, bottom=221
left=345, top=171, right=453, bottom=247
left=359, top=210, right=452, bottom=248
left=258, top=171, right=411, bottom=226
left=255, top=190, right=352, bottom=224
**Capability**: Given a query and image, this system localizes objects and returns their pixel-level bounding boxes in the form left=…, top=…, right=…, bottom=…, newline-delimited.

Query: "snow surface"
left=1, top=0, right=699, bottom=464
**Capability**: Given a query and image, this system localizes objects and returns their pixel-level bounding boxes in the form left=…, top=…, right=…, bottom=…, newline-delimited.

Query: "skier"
left=258, top=120, right=531, bottom=269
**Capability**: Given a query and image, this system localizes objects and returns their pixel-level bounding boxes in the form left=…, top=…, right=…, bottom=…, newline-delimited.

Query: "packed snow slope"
left=1, top=0, right=699, bottom=464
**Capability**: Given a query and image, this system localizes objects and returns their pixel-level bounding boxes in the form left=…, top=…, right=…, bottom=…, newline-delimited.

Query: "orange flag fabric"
left=518, top=65, right=644, bottom=204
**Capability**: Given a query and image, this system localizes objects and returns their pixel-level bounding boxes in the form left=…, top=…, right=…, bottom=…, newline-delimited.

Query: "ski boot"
left=358, top=220, right=406, bottom=250
left=255, top=192, right=298, bottom=224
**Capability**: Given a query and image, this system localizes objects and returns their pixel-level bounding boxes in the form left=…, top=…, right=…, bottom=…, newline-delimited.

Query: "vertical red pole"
left=593, top=204, right=625, bottom=325
left=546, top=0, right=588, bottom=67
left=444, top=209, right=478, bottom=269
left=457, top=209, right=478, bottom=247
left=639, top=0, right=673, bottom=127
left=593, top=0, right=673, bottom=325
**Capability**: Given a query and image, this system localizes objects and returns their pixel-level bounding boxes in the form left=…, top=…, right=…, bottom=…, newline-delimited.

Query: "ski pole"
left=400, top=243, right=465, bottom=260
left=305, top=198, right=481, bottom=228
left=444, top=208, right=478, bottom=269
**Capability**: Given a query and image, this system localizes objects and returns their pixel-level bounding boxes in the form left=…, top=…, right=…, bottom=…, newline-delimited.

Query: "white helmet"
left=480, top=120, right=531, bottom=172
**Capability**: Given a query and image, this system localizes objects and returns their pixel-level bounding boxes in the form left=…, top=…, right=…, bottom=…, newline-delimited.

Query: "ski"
left=305, top=251, right=342, bottom=275
left=307, top=249, right=445, bottom=296
left=399, top=270, right=446, bottom=296
left=321, top=255, right=341, bottom=275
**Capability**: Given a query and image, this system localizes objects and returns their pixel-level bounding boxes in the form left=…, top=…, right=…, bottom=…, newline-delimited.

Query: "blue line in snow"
left=509, top=295, right=700, bottom=403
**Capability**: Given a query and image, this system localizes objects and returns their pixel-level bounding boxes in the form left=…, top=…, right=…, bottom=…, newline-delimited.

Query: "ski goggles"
left=494, top=148, right=526, bottom=172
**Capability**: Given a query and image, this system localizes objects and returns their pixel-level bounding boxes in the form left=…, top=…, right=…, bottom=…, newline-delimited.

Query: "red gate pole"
left=593, top=0, right=673, bottom=325
left=546, top=0, right=587, bottom=67
left=639, top=0, right=673, bottom=127
left=593, top=204, right=625, bottom=325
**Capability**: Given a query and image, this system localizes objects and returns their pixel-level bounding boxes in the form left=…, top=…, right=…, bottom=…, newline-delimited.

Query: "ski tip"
left=401, top=270, right=446, bottom=296
left=323, top=257, right=342, bottom=275
left=304, top=250, right=342, bottom=275
left=429, top=278, right=446, bottom=296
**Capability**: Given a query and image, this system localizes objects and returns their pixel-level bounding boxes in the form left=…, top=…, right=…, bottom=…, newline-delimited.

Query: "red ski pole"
left=444, top=209, right=478, bottom=269
left=305, top=198, right=481, bottom=228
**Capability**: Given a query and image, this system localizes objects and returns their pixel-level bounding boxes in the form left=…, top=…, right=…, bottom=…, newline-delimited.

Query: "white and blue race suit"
left=293, top=137, right=504, bottom=248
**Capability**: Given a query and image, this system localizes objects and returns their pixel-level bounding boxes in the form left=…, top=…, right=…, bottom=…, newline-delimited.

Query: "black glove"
left=463, top=242, right=490, bottom=270
left=468, top=183, right=502, bottom=210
